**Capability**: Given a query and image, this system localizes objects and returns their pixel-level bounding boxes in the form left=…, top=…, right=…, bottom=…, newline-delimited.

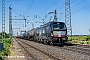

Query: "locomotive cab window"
left=53, top=23, right=66, bottom=30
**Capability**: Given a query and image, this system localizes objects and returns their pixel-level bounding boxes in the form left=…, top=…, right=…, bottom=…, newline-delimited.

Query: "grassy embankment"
left=0, top=38, right=13, bottom=59
left=68, top=36, right=90, bottom=44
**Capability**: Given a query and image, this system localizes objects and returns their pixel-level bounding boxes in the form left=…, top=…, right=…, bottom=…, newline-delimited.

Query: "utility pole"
left=9, top=6, right=12, bottom=38
left=0, top=0, right=5, bottom=50
left=9, top=6, right=26, bottom=38
left=54, top=10, right=57, bottom=22
left=32, top=15, right=37, bottom=29
left=32, top=20, right=34, bottom=29
left=48, top=10, right=57, bottom=22
left=65, top=0, right=72, bottom=36
left=2, top=0, right=5, bottom=43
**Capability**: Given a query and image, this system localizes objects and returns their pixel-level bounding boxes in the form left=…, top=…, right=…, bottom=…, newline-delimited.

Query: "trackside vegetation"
left=68, top=35, right=90, bottom=44
left=0, top=32, right=13, bottom=60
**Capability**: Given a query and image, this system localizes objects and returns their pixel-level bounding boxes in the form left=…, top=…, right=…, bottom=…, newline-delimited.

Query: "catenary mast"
left=65, top=0, right=72, bottom=36
left=2, top=0, right=5, bottom=43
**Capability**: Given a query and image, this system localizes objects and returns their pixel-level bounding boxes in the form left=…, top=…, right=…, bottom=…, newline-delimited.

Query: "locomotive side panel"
left=39, top=25, right=47, bottom=43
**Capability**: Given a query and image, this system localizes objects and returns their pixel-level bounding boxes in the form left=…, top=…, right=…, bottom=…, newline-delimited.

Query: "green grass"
left=68, top=36, right=90, bottom=44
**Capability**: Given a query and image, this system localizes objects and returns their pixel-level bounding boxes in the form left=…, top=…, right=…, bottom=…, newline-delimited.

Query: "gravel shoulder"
left=21, top=39, right=90, bottom=60
left=3, top=39, right=26, bottom=60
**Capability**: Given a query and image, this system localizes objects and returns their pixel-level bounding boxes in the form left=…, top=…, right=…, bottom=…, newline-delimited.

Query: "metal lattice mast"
left=2, top=0, right=5, bottom=43
left=54, top=10, right=57, bottom=22
left=9, top=6, right=12, bottom=38
left=48, top=10, right=57, bottom=22
left=65, top=0, right=72, bottom=36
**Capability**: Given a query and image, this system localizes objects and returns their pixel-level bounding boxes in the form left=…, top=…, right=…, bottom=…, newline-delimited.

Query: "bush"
left=0, top=35, right=2, bottom=39
left=87, top=36, right=90, bottom=40
left=0, top=57, right=2, bottom=60
left=68, top=39, right=72, bottom=41
left=5, top=34, right=10, bottom=38
left=0, top=32, right=9, bottom=39
left=0, top=38, right=13, bottom=59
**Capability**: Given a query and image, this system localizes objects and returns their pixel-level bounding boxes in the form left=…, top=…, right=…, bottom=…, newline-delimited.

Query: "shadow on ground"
left=53, top=42, right=76, bottom=47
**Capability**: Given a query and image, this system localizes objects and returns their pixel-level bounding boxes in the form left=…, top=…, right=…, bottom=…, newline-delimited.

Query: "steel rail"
left=15, top=39, right=39, bottom=60
left=19, top=39, right=61, bottom=60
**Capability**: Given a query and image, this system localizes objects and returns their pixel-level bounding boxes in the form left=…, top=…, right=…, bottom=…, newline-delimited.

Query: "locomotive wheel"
left=50, top=41, right=54, bottom=46
left=39, top=39, right=41, bottom=43
left=44, top=40, right=47, bottom=45
left=30, top=38, right=31, bottom=41
left=42, top=39, right=44, bottom=44
left=33, top=39, right=36, bottom=42
left=38, top=39, right=40, bottom=43
left=46, top=40, right=50, bottom=45
left=40, top=39, right=42, bottom=43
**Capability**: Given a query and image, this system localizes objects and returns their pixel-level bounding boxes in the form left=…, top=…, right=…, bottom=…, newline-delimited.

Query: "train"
left=19, top=21, right=68, bottom=45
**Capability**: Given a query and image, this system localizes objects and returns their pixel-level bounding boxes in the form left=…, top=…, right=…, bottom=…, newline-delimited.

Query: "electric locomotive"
left=38, top=21, right=68, bottom=44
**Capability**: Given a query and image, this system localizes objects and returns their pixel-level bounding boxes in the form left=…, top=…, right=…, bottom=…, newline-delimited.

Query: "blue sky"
left=0, top=0, right=90, bottom=36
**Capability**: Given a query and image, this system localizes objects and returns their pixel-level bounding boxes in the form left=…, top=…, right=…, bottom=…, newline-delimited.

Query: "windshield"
left=53, top=23, right=66, bottom=30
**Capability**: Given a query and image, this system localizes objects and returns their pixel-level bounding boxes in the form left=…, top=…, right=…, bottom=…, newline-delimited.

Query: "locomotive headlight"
left=61, top=31, right=66, bottom=37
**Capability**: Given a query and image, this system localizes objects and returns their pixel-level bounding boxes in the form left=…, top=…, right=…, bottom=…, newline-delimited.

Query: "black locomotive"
left=21, top=21, right=68, bottom=45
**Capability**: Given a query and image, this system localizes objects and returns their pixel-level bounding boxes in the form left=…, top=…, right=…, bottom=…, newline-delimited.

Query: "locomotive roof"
left=44, top=21, right=65, bottom=25
left=27, top=21, right=65, bottom=32
left=48, top=21, right=65, bottom=23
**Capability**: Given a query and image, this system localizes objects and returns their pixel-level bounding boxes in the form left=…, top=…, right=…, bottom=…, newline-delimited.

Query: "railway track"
left=15, top=38, right=90, bottom=60
left=16, top=40, right=38, bottom=60
left=54, top=43, right=90, bottom=56
left=15, top=38, right=60, bottom=60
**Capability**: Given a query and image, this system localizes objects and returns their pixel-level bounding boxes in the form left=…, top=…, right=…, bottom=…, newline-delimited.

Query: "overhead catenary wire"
left=5, top=0, right=25, bottom=2
left=72, top=3, right=90, bottom=14
left=71, top=0, right=87, bottom=10
left=24, top=0, right=32, bottom=16
left=57, top=0, right=87, bottom=15
left=56, top=0, right=77, bottom=11
left=12, top=8, right=36, bottom=17
left=32, top=0, right=88, bottom=24
left=33, top=0, right=62, bottom=24
left=5, top=0, right=89, bottom=27
left=37, top=0, right=76, bottom=23
left=25, top=0, right=34, bottom=17
left=28, top=0, right=74, bottom=24
left=0, top=0, right=25, bottom=3
left=12, top=9, right=22, bottom=17
left=38, top=0, right=61, bottom=16
left=71, top=0, right=86, bottom=7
